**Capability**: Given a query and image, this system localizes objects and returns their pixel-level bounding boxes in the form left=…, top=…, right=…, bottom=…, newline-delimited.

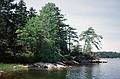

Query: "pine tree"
left=15, top=0, right=28, bottom=27
left=28, top=7, right=37, bottom=19
left=67, top=26, right=78, bottom=53
left=80, top=27, right=103, bottom=56
left=0, top=0, right=17, bottom=57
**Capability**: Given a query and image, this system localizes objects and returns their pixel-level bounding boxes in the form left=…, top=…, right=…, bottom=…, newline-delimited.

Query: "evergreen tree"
left=79, top=27, right=103, bottom=56
left=28, top=7, right=37, bottom=19
left=0, top=0, right=31, bottom=59
left=15, top=0, right=28, bottom=27
left=0, top=0, right=17, bottom=57
left=39, top=3, right=69, bottom=56
left=67, top=26, right=78, bottom=53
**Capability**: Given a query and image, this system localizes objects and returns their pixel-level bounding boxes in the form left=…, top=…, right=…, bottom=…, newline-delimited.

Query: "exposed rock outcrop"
left=28, top=62, right=66, bottom=71
left=63, top=60, right=79, bottom=65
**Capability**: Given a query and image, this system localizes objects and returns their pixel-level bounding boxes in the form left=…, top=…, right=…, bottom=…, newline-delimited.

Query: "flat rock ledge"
left=28, top=62, right=67, bottom=71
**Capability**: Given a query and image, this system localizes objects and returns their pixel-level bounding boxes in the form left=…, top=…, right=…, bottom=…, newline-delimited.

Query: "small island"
left=0, top=0, right=107, bottom=72
left=3, top=1, right=120, bottom=79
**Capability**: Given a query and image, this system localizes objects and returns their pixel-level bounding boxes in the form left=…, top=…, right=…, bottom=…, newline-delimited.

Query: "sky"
left=16, top=0, right=120, bottom=52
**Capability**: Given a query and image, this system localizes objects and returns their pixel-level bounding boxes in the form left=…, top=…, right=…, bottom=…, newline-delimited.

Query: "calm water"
left=3, top=58, right=120, bottom=79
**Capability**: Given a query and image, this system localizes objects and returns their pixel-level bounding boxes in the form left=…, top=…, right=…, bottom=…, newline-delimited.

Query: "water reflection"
left=20, top=70, right=67, bottom=79
left=0, top=70, right=67, bottom=79
left=66, top=64, right=101, bottom=79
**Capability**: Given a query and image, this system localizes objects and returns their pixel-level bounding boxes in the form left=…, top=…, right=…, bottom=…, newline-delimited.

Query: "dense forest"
left=0, top=0, right=104, bottom=63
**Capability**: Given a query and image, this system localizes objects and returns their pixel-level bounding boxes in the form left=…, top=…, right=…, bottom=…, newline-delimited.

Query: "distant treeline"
left=95, top=52, right=120, bottom=58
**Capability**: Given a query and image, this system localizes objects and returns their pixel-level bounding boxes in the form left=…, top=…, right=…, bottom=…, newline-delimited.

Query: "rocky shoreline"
left=0, top=59, right=107, bottom=73
left=25, top=59, right=107, bottom=71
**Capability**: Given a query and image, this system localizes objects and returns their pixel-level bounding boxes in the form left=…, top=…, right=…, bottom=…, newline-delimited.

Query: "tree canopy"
left=80, top=27, right=103, bottom=56
left=0, top=1, right=103, bottom=63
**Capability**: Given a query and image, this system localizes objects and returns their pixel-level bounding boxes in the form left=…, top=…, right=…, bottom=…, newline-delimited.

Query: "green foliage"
left=16, top=3, right=70, bottom=62
left=0, top=1, right=103, bottom=63
left=16, top=16, right=42, bottom=51
left=71, top=44, right=82, bottom=57
left=0, top=0, right=36, bottom=62
left=67, top=27, right=78, bottom=53
left=0, top=0, right=18, bottom=56
left=38, top=38, right=61, bottom=63
left=0, top=63, right=27, bottom=71
left=15, top=0, right=28, bottom=27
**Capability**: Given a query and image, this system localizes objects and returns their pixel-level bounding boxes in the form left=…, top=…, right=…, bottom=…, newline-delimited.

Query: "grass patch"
left=0, top=63, right=28, bottom=72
